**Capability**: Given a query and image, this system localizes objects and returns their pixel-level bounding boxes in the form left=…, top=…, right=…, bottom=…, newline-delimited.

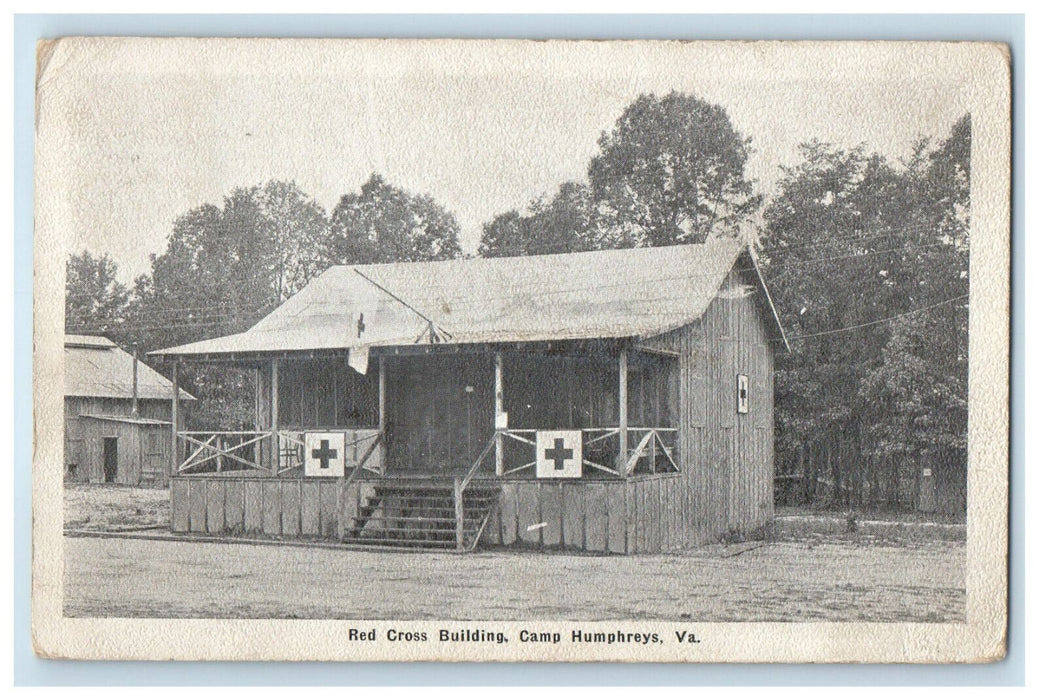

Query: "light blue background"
left=13, top=13, right=1024, bottom=686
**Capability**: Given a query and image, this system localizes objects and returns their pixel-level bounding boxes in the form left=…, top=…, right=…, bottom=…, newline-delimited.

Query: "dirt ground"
left=64, top=484, right=170, bottom=531
left=63, top=535, right=964, bottom=621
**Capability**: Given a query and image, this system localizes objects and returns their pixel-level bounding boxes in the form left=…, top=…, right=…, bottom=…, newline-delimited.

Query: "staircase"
left=342, top=480, right=501, bottom=550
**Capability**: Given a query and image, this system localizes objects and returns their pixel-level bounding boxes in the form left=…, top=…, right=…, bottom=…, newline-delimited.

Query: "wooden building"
left=64, top=335, right=194, bottom=486
left=153, top=237, right=788, bottom=552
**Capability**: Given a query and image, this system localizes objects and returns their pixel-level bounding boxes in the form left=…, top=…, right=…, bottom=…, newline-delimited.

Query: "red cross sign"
left=304, top=432, right=346, bottom=477
left=536, top=430, right=583, bottom=478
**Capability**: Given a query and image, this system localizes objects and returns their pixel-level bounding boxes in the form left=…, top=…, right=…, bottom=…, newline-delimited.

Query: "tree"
left=856, top=114, right=970, bottom=514
left=479, top=182, right=605, bottom=258
left=762, top=115, right=970, bottom=513
left=325, top=173, right=462, bottom=265
left=130, top=180, right=329, bottom=352
left=859, top=309, right=968, bottom=513
left=65, top=251, right=129, bottom=335
left=124, top=181, right=330, bottom=428
left=763, top=142, right=925, bottom=508
left=258, top=180, right=329, bottom=305
left=588, top=92, right=760, bottom=247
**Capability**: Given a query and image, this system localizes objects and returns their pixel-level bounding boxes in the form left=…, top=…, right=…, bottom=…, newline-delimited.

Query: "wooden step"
left=346, top=530, right=482, bottom=543
left=367, top=492, right=498, bottom=502
left=361, top=500, right=496, bottom=512
left=343, top=535, right=458, bottom=544
left=349, top=527, right=470, bottom=538
left=348, top=510, right=486, bottom=526
left=365, top=506, right=494, bottom=517
left=373, top=485, right=500, bottom=496
left=364, top=498, right=498, bottom=510
left=344, top=480, right=502, bottom=551
left=354, top=525, right=459, bottom=536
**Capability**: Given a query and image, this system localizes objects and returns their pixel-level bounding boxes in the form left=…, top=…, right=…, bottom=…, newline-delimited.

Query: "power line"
left=479, top=220, right=956, bottom=258
left=761, top=241, right=959, bottom=286
left=786, top=294, right=968, bottom=341
left=65, top=232, right=965, bottom=338
left=758, top=226, right=954, bottom=255
left=70, top=291, right=970, bottom=351
left=331, top=239, right=961, bottom=311
left=66, top=226, right=959, bottom=320
left=67, top=240, right=964, bottom=336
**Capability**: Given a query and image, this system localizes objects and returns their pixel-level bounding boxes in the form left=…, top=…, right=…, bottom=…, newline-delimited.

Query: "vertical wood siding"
left=643, top=263, right=776, bottom=544
left=173, top=476, right=352, bottom=540
left=65, top=397, right=175, bottom=485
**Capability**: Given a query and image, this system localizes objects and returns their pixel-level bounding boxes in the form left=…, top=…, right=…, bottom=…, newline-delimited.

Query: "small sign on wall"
left=535, top=430, right=583, bottom=479
left=304, top=431, right=346, bottom=477
left=737, top=374, right=750, bottom=414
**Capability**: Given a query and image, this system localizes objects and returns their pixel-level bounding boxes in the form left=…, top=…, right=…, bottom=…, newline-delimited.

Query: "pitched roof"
left=153, top=237, right=788, bottom=358
left=65, top=335, right=195, bottom=400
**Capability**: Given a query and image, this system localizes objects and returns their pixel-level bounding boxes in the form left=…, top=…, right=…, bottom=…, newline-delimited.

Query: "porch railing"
left=175, top=426, right=678, bottom=478
left=499, top=427, right=679, bottom=477
left=175, top=428, right=383, bottom=476
left=175, top=430, right=271, bottom=474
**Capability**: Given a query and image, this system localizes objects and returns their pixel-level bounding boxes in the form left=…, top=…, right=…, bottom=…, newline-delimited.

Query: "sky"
left=38, top=38, right=975, bottom=284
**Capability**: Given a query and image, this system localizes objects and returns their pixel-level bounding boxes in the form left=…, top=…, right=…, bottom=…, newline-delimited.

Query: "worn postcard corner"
left=31, top=37, right=1010, bottom=664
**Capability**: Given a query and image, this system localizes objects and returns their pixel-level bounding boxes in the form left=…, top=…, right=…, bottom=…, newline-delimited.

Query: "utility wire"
left=66, top=226, right=958, bottom=319
left=482, top=220, right=957, bottom=258
left=786, top=294, right=968, bottom=341
left=309, top=240, right=961, bottom=311
left=67, top=234, right=965, bottom=334
left=68, top=239, right=964, bottom=335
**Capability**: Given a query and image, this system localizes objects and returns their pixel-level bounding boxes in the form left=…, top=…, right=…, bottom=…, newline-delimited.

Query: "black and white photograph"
left=31, top=38, right=1011, bottom=663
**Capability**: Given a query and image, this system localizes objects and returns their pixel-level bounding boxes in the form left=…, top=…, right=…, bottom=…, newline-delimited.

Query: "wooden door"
left=386, top=354, right=494, bottom=473
left=103, top=437, right=118, bottom=483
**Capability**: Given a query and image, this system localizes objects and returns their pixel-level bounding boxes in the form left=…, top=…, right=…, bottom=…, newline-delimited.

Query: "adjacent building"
left=64, top=334, right=194, bottom=486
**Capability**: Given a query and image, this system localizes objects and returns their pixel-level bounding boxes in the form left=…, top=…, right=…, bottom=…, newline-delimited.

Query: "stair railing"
left=337, top=431, right=383, bottom=540
left=464, top=505, right=496, bottom=553
left=455, top=433, right=498, bottom=551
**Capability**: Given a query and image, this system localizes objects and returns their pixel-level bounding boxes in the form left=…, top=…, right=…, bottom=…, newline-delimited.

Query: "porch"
left=166, top=342, right=681, bottom=482
left=164, top=342, right=682, bottom=552
left=169, top=470, right=686, bottom=554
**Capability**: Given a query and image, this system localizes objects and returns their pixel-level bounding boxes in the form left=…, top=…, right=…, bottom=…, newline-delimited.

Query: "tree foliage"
left=476, top=94, right=970, bottom=515
left=86, top=181, right=329, bottom=428
left=764, top=115, right=970, bottom=514
left=65, top=251, right=130, bottom=335
left=65, top=175, right=463, bottom=429
left=325, top=173, right=462, bottom=265
left=588, top=91, right=760, bottom=247
left=130, top=180, right=327, bottom=354
left=480, top=92, right=758, bottom=256
left=479, top=182, right=602, bottom=257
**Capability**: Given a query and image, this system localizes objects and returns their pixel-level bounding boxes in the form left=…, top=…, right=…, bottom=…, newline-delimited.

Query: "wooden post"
left=253, top=366, right=262, bottom=467
left=378, top=355, right=386, bottom=475
left=270, top=358, right=280, bottom=476
left=494, top=351, right=504, bottom=477
left=649, top=431, right=657, bottom=474
left=454, top=476, right=465, bottom=551
left=170, top=360, right=180, bottom=476
left=618, top=347, right=628, bottom=476
left=131, top=343, right=140, bottom=417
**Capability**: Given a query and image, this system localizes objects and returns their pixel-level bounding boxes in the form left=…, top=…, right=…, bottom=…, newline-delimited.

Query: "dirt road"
left=63, top=535, right=964, bottom=621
